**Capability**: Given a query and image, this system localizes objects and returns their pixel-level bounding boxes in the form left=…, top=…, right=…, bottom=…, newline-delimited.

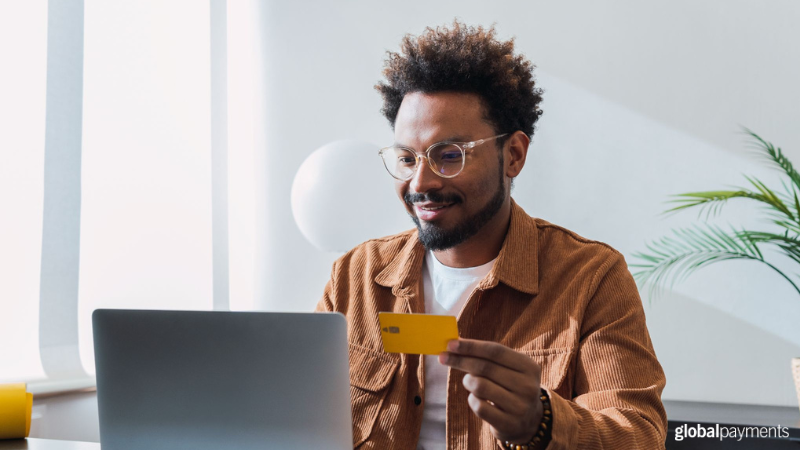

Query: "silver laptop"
left=93, top=309, right=352, bottom=450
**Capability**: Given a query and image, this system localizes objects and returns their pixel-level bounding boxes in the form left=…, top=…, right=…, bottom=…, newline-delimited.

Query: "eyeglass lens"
left=381, top=143, right=464, bottom=179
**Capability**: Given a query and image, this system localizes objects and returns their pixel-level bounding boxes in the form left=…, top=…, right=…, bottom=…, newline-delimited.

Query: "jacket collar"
left=375, top=198, right=539, bottom=296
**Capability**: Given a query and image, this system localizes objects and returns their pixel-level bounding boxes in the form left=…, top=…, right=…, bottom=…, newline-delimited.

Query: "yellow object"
left=0, top=383, right=33, bottom=439
left=378, top=312, right=458, bottom=355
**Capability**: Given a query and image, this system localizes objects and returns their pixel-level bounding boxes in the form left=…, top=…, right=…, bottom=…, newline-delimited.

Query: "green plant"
left=631, top=129, right=800, bottom=301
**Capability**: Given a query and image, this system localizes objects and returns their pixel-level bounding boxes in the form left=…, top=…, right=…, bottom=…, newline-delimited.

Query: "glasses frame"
left=378, top=133, right=508, bottom=181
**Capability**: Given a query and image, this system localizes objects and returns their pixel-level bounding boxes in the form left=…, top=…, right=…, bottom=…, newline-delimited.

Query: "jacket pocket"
left=348, top=343, right=399, bottom=448
left=520, top=347, right=575, bottom=399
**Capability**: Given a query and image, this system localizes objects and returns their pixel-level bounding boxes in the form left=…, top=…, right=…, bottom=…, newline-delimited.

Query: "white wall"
left=252, top=0, right=800, bottom=407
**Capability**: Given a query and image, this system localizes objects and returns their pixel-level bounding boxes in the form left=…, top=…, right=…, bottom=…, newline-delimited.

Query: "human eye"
left=398, top=156, right=416, bottom=165
left=434, top=143, right=464, bottom=163
left=440, top=150, right=463, bottom=161
left=395, top=150, right=416, bottom=166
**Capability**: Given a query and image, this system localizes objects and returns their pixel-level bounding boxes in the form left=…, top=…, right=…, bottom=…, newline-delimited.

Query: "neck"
left=432, top=200, right=512, bottom=268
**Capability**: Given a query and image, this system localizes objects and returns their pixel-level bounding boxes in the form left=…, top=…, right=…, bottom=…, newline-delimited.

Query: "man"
left=316, top=20, right=667, bottom=449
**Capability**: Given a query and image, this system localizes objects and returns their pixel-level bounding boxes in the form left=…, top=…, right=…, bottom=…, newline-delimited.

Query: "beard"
left=405, top=158, right=506, bottom=251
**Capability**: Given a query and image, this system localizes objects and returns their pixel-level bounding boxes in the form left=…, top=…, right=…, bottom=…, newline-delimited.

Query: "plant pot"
left=793, top=357, right=800, bottom=412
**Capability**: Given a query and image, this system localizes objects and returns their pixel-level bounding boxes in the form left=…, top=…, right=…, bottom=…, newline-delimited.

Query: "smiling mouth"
left=418, top=204, right=451, bottom=211
left=413, top=202, right=456, bottom=221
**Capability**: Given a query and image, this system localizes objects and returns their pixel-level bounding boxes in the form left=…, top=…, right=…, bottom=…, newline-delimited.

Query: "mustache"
left=404, top=191, right=462, bottom=206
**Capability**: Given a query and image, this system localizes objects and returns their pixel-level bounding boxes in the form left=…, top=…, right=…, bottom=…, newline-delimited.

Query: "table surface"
left=0, top=439, right=99, bottom=450
left=4, top=401, right=798, bottom=448
left=664, top=399, right=800, bottom=429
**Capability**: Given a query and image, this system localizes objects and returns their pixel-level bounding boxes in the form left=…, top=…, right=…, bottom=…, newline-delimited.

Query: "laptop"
left=93, top=309, right=352, bottom=450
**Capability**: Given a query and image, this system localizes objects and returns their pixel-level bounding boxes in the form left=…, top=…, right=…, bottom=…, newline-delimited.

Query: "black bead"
left=414, top=395, right=422, bottom=405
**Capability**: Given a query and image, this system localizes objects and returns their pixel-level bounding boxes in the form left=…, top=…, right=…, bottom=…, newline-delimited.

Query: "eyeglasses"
left=378, top=133, right=507, bottom=181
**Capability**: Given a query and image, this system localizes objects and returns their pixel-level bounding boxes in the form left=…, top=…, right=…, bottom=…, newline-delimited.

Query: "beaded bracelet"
left=501, top=388, right=552, bottom=450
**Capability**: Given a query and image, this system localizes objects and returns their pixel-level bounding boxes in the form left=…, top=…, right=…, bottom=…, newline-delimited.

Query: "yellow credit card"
left=378, top=312, right=459, bottom=355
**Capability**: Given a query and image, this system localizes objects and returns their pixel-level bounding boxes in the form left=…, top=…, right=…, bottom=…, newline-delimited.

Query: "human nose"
left=408, top=154, right=444, bottom=193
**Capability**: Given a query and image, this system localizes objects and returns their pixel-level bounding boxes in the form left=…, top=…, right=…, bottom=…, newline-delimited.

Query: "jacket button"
left=414, top=395, right=422, bottom=405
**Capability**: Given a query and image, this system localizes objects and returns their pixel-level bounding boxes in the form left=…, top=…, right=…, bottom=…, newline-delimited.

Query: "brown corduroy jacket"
left=316, top=200, right=667, bottom=449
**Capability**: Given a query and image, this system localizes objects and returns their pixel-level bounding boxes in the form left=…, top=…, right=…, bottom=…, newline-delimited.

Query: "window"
left=77, top=0, right=215, bottom=374
left=0, top=0, right=48, bottom=383
left=0, top=0, right=258, bottom=388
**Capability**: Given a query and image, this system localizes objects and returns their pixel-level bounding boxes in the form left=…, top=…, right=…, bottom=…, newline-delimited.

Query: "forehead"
left=393, top=91, right=493, bottom=146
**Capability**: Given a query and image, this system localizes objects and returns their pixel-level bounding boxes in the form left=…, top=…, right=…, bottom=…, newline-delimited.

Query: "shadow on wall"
left=646, top=290, right=800, bottom=407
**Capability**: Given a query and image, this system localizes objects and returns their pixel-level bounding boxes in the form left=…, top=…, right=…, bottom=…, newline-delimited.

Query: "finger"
left=462, top=374, right=528, bottom=415
left=467, top=393, right=528, bottom=440
left=440, top=352, right=538, bottom=396
left=447, top=339, right=537, bottom=374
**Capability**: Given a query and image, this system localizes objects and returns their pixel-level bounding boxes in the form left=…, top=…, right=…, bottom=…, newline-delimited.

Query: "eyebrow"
left=393, top=135, right=474, bottom=148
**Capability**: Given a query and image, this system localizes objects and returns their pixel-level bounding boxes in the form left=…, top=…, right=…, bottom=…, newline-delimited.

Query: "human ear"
left=504, top=131, right=530, bottom=178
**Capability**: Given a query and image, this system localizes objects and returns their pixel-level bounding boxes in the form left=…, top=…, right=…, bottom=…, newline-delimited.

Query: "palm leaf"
left=742, top=127, right=800, bottom=192
left=663, top=182, right=796, bottom=225
left=634, top=130, right=800, bottom=302
left=742, top=175, right=794, bottom=219
left=631, top=224, right=767, bottom=303
left=737, top=230, right=800, bottom=265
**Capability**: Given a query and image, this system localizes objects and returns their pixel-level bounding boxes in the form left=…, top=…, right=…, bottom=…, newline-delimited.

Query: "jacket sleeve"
left=315, top=274, right=335, bottom=313
left=546, top=251, right=668, bottom=449
left=315, top=257, right=340, bottom=313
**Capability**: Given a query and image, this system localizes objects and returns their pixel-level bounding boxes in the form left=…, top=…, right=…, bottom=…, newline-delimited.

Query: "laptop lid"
left=93, top=309, right=352, bottom=450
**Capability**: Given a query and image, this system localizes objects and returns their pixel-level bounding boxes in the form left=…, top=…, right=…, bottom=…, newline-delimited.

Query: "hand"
left=439, top=338, right=543, bottom=444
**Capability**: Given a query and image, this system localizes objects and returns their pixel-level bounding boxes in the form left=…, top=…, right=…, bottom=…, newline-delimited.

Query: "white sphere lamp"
left=291, top=140, right=410, bottom=253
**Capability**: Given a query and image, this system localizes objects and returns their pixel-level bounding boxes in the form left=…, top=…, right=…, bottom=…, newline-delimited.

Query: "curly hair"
left=375, top=20, right=543, bottom=143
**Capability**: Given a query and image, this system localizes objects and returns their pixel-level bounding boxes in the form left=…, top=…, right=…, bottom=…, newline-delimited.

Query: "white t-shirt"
left=416, top=251, right=496, bottom=450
